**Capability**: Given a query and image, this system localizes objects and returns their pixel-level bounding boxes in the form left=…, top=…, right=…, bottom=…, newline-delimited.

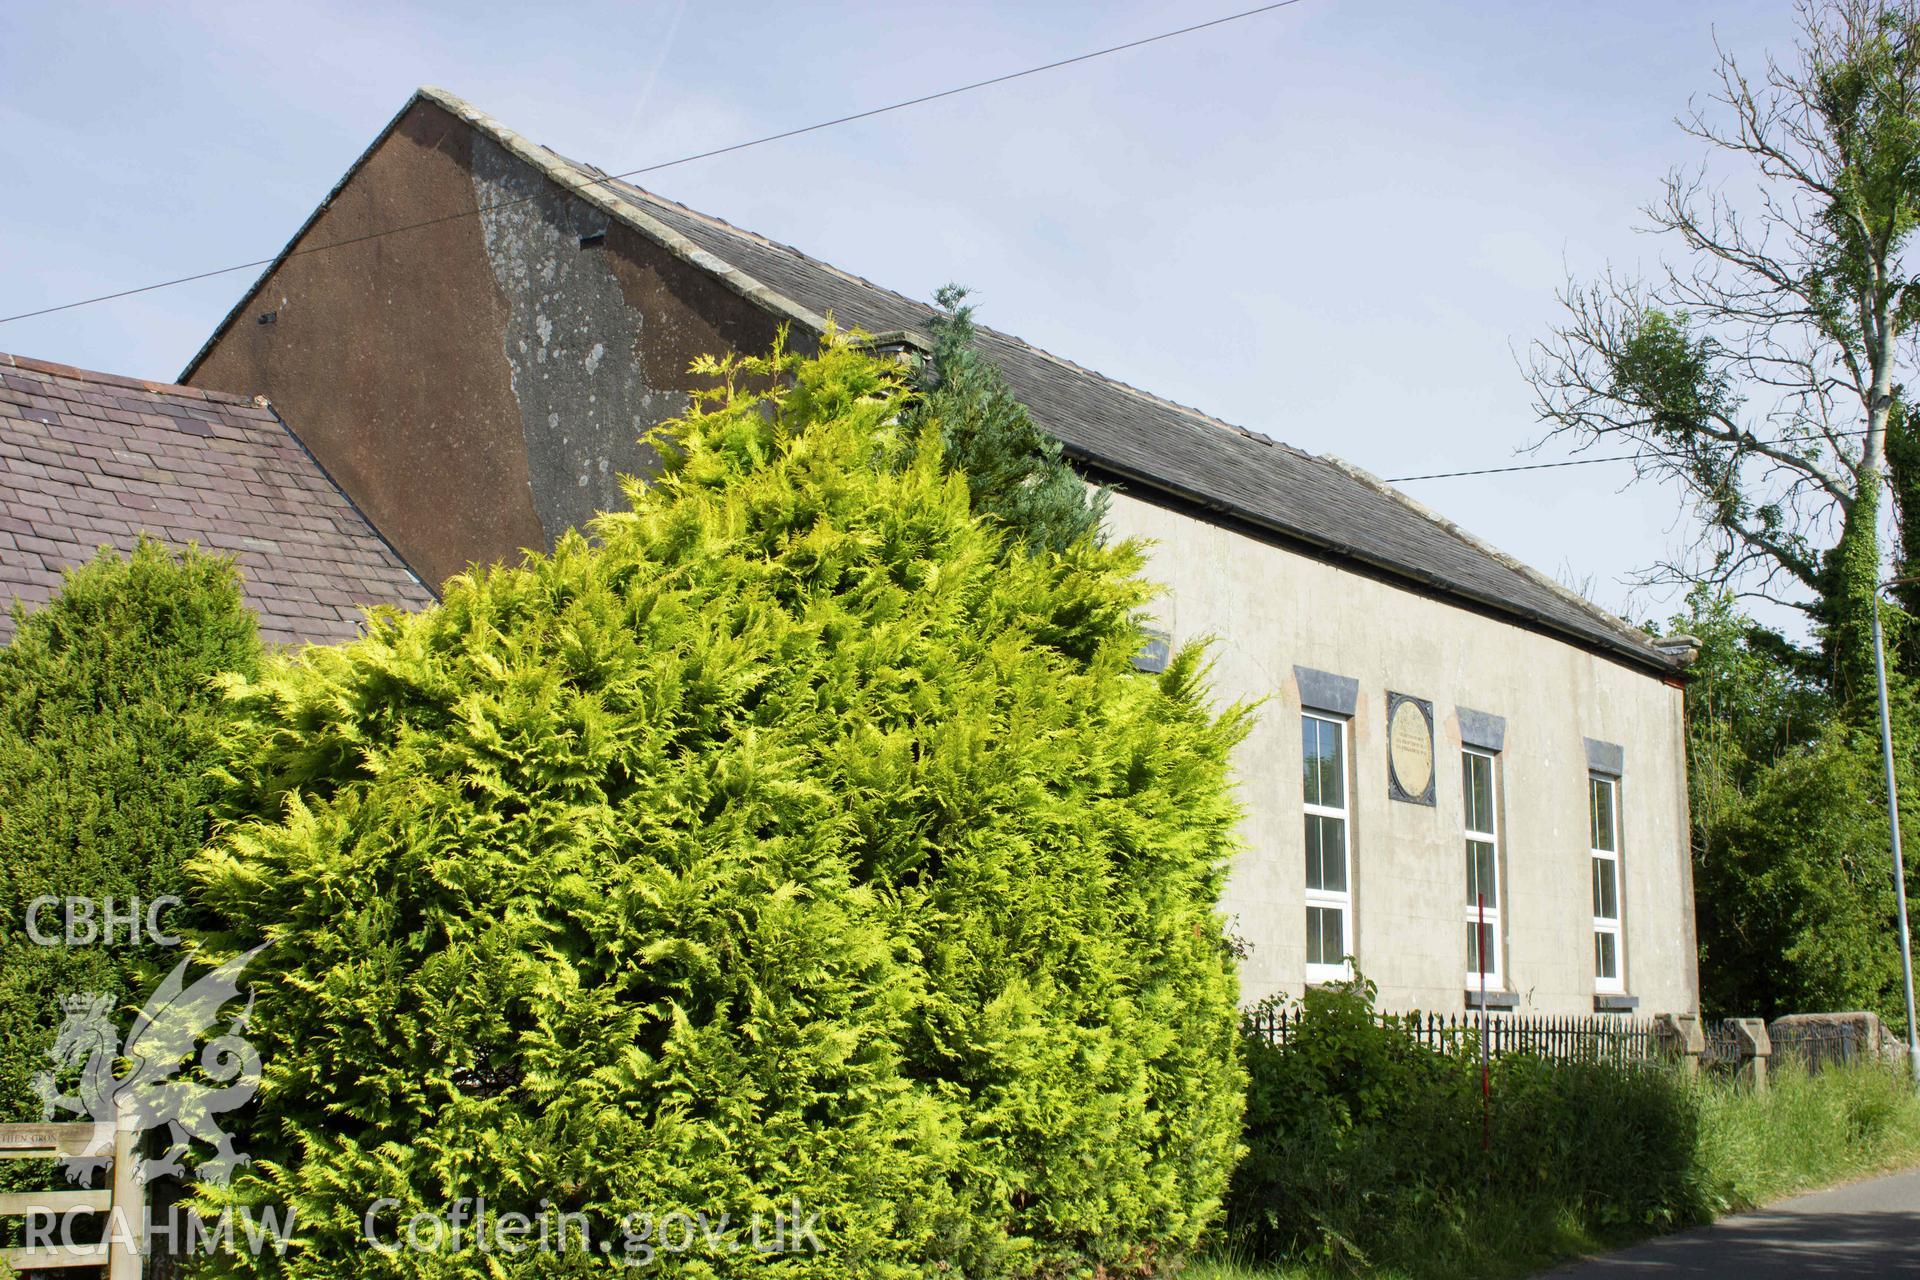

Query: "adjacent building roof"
left=0, top=352, right=434, bottom=647
left=187, top=86, right=1679, bottom=676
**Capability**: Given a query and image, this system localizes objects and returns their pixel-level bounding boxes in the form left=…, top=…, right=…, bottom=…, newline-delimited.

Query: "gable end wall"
left=188, top=98, right=783, bottom=587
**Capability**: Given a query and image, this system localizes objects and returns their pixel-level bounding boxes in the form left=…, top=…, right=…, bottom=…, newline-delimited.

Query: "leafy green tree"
left=1537, top=0, right=1920, bottom=1029
left=1670, top=588, right=1919, bottom=1024
left=904, top=284, right=1108, bottom=555
left=189, top=333, right=1247, bottom=1277
left=1703, top=714, right=1917, bottom=1021
left=1530, top=0, right=1920, bottom=700
left=1681, top=590, right=1829, bottom=825
left=0, top=540, right=262, bottom=1122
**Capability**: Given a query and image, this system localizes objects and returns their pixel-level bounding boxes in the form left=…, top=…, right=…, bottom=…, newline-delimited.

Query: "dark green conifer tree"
left=906, top=284, right=1108, bottom=555
left=0, top=540, right=262, bottom=1121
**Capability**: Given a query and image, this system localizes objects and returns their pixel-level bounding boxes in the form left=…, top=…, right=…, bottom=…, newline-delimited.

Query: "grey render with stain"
left=472, top=132, right=685, bottom=547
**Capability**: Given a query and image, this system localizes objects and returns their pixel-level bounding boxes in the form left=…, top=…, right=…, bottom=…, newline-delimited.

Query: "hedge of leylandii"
left=191, top=336, right=1249, bottom=1277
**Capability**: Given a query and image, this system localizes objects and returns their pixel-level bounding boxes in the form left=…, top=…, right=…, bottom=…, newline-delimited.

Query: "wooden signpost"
left=0, top=1101, right=143, bottom=1276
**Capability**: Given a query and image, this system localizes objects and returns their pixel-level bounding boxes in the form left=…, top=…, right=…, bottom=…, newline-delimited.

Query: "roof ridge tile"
left=1, top=351, right=261, bottom=407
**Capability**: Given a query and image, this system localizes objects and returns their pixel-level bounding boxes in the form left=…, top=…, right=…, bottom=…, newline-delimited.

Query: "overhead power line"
left=1388, top=453, right=1646, bottom=483
left=0, top=0, right=1306, bottom=328
left=1387, top=426, right=1876, bottom=485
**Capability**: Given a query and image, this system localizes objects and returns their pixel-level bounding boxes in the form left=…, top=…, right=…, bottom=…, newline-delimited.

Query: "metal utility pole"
left=1869, top=585, right=1920, bottom=1084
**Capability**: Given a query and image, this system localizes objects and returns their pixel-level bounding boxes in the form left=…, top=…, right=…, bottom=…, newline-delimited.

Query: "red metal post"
left=1479, top=892, right=1490, bottom=1156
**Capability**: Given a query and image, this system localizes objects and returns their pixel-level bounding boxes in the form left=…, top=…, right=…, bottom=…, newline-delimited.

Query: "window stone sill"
left=1465, top=989, right=1519, bottom=1011
left=1593, top=993, right=1640, bottom=1012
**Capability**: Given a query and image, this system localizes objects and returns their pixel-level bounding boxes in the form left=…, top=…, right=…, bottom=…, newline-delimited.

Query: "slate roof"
left=186, top=87, right=1679, bottom=675
left=0, top=352, right=434, bottom=647
left=582, top=186, right=1683, bottom=672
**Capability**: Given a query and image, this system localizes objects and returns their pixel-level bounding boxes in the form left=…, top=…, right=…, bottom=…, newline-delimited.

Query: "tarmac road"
left=1544, top=1165, right=1920, bottom=1276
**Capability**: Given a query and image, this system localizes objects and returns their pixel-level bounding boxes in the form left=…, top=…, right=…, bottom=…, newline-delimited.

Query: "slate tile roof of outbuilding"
left=0, top=352, right=434, bottom=647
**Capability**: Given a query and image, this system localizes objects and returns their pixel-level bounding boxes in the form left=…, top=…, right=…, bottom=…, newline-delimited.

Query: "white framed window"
left=1303, top=713, right=1352, bottom=983
left=1463, top=749, right=1502, bottom=990
left=1590, top=774, right=1624, bottom=993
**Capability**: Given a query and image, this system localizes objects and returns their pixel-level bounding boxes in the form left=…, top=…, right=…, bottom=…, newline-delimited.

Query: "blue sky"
left=0, top=0, right=1807, bottom=625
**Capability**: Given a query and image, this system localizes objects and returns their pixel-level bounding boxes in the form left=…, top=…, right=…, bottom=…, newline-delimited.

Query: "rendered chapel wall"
left=188, top=98, right=782, bottom=588
left=1105, top=487, right=1698, bottom=1018
left=183, top=93, right=1694, bottom=1018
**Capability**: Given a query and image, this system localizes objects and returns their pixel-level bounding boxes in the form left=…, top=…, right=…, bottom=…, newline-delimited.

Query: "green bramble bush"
left=1218, top=979, right=1920, bottom=1280
left=0, top=540, right=262, bottom=1126
left=188, top=333, right=1249, bottom=1277
left=1225, top=978, right=1710, bottom=1278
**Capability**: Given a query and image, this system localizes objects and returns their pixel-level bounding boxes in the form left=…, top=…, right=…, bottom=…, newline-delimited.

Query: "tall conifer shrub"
left=904, top=285, right=1109, bottom=555
left=191, top=334, right=1248, bottom=1277
left=0, top=540, right=262, bottom=1122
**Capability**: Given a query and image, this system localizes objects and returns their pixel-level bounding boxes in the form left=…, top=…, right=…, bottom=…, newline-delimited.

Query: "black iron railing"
left=1245, top=1007, right=1658, bottom=1064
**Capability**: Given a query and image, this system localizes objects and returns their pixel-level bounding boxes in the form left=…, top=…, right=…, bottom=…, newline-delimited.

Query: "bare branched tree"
left=1528, top=0, right=1920, bottom=692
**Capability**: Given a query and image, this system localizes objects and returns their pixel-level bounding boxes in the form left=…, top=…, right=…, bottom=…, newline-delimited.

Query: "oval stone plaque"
left=1388, top=697, right=1434, bottom=800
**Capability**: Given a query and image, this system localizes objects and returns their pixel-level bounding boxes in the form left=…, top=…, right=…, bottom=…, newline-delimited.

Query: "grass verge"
left=1197, top=1056, right=1920, bottom=1280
